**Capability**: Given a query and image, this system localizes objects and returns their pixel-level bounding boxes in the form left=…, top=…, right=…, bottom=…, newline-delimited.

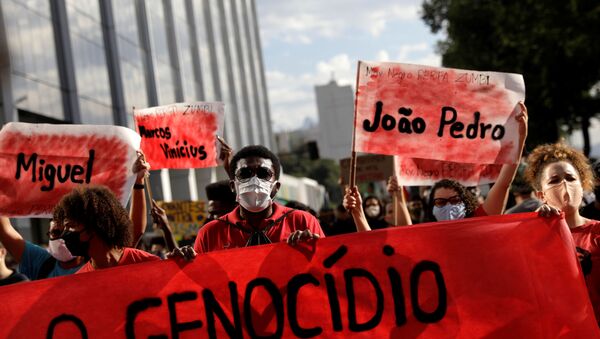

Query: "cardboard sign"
left=1, top=214, right=598, bottom=338
left=353, top=61, right=525, bottom=185
left=156, top=200, right=208, bottom=241
left=340, top=154, right=395, bottom=185
left=134, top=102, right=224, bottom=169
left=0, top=122, right=140, bottom=217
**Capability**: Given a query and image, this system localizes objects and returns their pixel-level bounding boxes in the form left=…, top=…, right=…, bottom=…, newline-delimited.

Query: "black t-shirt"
left=0, top=270, right=29, bottom=286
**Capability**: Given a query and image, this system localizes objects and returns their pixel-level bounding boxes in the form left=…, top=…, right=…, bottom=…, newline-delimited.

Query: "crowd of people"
left=0, top=101, right=598, bottom=325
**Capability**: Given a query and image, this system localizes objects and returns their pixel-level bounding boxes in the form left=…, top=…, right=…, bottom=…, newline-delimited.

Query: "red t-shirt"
left=194, top=203, right=325, bottom=253
left=473, top=205, right=487, bottom=217
left=76, top=247, right=160, bottom=273
left=570, top=219, right=600, bottom=323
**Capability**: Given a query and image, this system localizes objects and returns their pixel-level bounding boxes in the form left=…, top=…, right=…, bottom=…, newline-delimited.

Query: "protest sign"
left=156, top=200, right=208, bottom=241
left=134, top=102, right=224, bottom=169
left=340, top=154, right=395, bottom=185
left=353, top=61, right=525, bottom=185
left=1, top=214, right=597, bottom=338
left=0, top=122, right=140, bottom=217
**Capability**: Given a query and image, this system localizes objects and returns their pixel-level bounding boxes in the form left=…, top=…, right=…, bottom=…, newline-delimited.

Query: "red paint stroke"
left=0, top=131, right=129, bottom=216
left=135, top=109, right=219, bottom=169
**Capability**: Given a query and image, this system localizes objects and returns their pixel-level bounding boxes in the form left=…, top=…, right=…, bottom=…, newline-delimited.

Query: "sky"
left=256, top=0, right=442, bottom=133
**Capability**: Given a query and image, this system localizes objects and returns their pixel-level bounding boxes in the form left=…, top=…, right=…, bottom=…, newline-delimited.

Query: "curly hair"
left=524, top=143, right=594, bottom=191
left=428, top=179, right=479, bottom=220
left=229, top=145, right=281, bottom=180
left=53, top=186, right=132, bottom=248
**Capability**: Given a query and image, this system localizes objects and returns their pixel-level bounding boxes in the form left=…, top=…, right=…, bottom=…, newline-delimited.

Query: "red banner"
left=0, top=214, right=597, bottom=338
left=353, top=61, right=525, bottom=186
left=134, top=102, right=224, bottom=169
left=0, top=122, right=140, bottom=217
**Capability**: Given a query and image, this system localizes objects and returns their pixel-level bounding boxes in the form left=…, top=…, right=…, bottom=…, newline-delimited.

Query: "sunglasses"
left=235, top=167, right=274, bottom=182
left=433, top=195, right=462, bottom=207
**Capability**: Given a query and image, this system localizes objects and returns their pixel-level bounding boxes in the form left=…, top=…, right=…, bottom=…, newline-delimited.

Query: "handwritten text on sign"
left=0, top=214, right=598, bottom=338
left=0, top=122, right=140, bottom=217
left=156, top=200, right=207, bottom=241
left=135, top=102, right=224, bottom=169
left=354, top=62, right=525, bottom=166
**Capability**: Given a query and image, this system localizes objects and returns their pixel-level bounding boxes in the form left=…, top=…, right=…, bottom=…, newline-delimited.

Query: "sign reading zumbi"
left=353, top=61, right=525, bottom=185
left=134, top=102, right=224, bottom=169
left=0, top=122, right=140, bottom=217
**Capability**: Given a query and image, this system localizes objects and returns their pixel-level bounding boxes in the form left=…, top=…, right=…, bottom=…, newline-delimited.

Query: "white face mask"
left=235, top=176, right=275, bottom=213
left=432, top=202, right=466, bottom=221
left=47, top=238, right=75, bottom=262
left=365, top=205, right=381, bottom=218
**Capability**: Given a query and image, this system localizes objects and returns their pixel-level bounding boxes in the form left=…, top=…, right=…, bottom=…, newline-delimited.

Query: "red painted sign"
left=353, top=61, right=525, bottom=186
left=134, top=102, right=224, bottom=170
left=0, top=214, right=597, bottom=337
left=0, top=122, right=140, bottom=217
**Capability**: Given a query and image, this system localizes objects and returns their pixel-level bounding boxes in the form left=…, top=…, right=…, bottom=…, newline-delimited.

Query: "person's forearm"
left=351, top=210, right=371, bottom=232
left=393, top=192, right=412, bottom=226
left=129, top=180, right=147, bottom=246
left=160, top=226, right=178, bottom=252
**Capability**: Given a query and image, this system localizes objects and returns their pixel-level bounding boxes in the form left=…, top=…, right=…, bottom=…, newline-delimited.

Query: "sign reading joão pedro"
left=353, top=61, right=525, bottom=186
left=0, top=122, right=140, bottom=217
left=134, top=102, right=224, bottom=169
left=0, top=214, right=597, bottom=338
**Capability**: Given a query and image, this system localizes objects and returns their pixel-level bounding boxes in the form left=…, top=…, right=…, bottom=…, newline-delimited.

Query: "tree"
left=422, top=0, right=600, bottom=155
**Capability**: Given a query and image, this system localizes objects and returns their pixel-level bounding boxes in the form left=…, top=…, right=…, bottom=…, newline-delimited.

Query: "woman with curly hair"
left=524, top=142, right=599, bottom=322
left=54, top=186, right=159, bottom=273
left=345, top=101, right=528, bottom=227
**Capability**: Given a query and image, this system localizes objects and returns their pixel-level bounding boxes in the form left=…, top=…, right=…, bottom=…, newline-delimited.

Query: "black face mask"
left=60, top=230, right=90, bottom=258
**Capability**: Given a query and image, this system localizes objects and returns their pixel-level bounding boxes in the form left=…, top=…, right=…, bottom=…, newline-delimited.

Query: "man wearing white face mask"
left=0, top=217, right=85, bottom=280
left=193, top=145, right=325, bottom=254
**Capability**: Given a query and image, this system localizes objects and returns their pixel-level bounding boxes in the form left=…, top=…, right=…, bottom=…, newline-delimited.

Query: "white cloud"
left=376, top=49, right=390, bottom=61
left=258, top=0, right=421, bottom=44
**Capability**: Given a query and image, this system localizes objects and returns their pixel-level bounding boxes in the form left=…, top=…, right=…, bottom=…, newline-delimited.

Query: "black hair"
left=228, top=145, right=281, bottom=180
left=53, top=186, right=132, bottom=248
left=205, top=180, right=236, bottom=203
left=427, top=179, right=479, bottom=220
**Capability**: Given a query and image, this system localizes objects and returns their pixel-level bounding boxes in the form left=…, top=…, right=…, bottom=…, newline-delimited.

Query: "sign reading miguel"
left=134, top=102, right=225, bottom=169
left=353, top=61, right=525, bottom=186
left=0, top=122, right=140, bottom=217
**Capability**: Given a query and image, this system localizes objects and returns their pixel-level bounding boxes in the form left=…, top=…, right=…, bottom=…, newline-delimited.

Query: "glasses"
left=433, top=195, right=462, bottom=207
left=235, top=167, right=274, bottom=182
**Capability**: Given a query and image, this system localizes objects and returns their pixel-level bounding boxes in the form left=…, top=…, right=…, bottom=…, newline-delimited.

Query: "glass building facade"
left=0, top=0, right=273, bottom=241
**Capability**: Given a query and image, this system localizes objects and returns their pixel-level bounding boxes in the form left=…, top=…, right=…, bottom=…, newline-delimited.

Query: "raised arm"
left=482, top=101, right=528, bottom=215
left=130, top=151, right=150, bottom=245
left=0, top=217, right=25, bottom=262
left=217, top=136, right=233, bottom=177
left=343, top=186, right=371, bottom=232
left=150, top=200, right=178, bottom=252
left=387, top=175, right=412, bottom=226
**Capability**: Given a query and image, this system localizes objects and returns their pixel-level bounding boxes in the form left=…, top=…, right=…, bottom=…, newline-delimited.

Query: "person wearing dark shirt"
left=0, top=242, right=28, bottom=286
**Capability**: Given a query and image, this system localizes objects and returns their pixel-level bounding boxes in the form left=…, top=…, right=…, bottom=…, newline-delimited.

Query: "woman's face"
left=433, top=187, right=462, bottom=207
left=364, top=198, right=381, bottom=218
left=537, top=161, right=583, bottom=214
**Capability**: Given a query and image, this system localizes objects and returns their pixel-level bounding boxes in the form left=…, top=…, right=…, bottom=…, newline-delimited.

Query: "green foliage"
left=421, top=0, right=600, bottom=154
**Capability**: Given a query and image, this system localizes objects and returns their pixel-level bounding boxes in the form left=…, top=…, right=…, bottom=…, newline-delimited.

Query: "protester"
left=53, top=186, right=160, bottom=273
left=322, top=204, right=356, bottom=236
left=363, top=195, right=388, bottom=229
left=148, top=200, right=178, bottom=252
left=505, top=175, right=542, bottom=214
left=345, top=101, right=528, bottom=229
left=524, top=142, right=599, bottom=323
left=204, top=180, right=238, bottom=225
left=181, top=145, right=324, bottom=254
left=0, top=242, right=29, bottom=286
left=580, top=161, right=600, bottom=220
left=285, top=200, right=318, bottom=217
left=0, top=217, right=85, bottom=280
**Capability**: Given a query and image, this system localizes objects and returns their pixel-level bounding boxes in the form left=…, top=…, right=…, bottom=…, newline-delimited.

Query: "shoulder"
left=582, top=219, right=600, bottom=233
left=282, top=207, right=325, bottom=235
left=124, top=247, right=161, bottom=262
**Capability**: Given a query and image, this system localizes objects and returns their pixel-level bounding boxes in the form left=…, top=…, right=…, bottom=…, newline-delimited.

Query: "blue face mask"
left=432, top=202, right=466, bottom=221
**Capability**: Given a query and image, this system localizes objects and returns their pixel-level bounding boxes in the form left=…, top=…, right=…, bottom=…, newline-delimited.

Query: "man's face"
left=230, top=156, right=279, bottom=196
